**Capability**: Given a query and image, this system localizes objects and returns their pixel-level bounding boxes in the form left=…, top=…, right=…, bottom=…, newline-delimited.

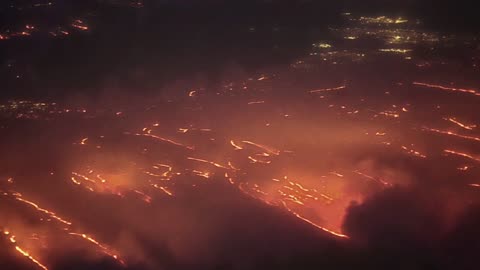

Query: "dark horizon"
left=1, top=0, right=479, bottom=101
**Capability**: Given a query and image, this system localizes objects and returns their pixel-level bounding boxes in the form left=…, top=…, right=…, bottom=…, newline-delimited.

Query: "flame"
left=247, top=101, right=265, bottom=105
left=192, top=170, right=211, bottom=179
left=282, top=202, right=349, bottom=239
left=354, top=171, right=391, bottom=186
left=401, top=145, right=427, bottom=158
left=135, top=133, right=195, bottom=150
left=309, top=85, right=346, bottom=93
left=15, top=246, right=49, bottom=270
left=413, top=82, right=480, bottom=97
left=69, top=233, right=124, bottom=265
left=230, top=140, right=243, bottom=150
left=153, top=184, right=173, bottom=196
left=423, top=127, right=480, bottom=143
left=187, top=157, right=230, bottom=170
left=14, top=195, right=72, bottom=226
left=444, top=149, right=480, bottom=163
left=241, top=141, right=280, bottom=155
left=444, top=117, right=476, bottom=130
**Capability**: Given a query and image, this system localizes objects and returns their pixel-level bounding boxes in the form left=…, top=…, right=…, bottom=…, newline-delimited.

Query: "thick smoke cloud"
left=342, top=186, right=480, bottom=270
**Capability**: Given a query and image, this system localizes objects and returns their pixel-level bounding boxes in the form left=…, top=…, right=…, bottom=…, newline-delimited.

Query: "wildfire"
left=152, top=184, right=173, bottom=196
left=14, top=195, right=72, bottom=226
left=282, top=202, right=349, bottom=239
left=230, top=140, right=243, bottom=150
left=444, top=150, right=480, bottom=163
left=401, top=145, right=427, bottom=158
left=413, top=82, right=480, bottom=97
left=444, top=117, right=476, bottom=130
left=2, top=230, right=48, bottom=270
left=423, top=127, right=480, bottom=143
left=192, top=170, right=212, bottom=179
left=135, top=133, right=195, bottom=150
left=187, top=157, right=230, bottom=170
left=3, top=12, right=480, bottom=269
left=71, top=20, right=89, bottom=31
left=354, top=170, right=390, bottom=186
left=247, top=155, right=271, bottom=164
left=15, top=246, right=49, bottom=270
left=145, top=164, right=174, bottom=179
left=379, top=111, right=400, bottom=118
left=241, top=140, right=281, bottom=155
left=379, top=48, right=411, bottom=54
left=247, top=101, right=265, bottom=105
left=69, top=233, right=124, bottom=265
left=309, top=85, right=346, bottom=93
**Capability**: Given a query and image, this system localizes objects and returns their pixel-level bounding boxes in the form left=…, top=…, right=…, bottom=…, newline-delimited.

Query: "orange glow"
left=444, top=117, right=476, bottom=130
left=192, top=170, right=211, bottom=179
left=71, top=20, right=89, bottom=31
left=354, top=170, right=390, bottom=186
left=241, top=140, right=280, bottom=155
left=444, top=149, right=480, bottom=163
left=14, top=196, right=72, bottom=226
left=309, top=85, right=346, bottom=93
left=247, top=101, right=265, bottom=105
left=248, top=156, right=271, bottom=164
left=401, top=145, right=427, bottom=158
left=282, top=202, right=349, bottom=239
left=187, top=157, right=230, bottom=170
left=379, top=111, right=400, bottom=118
left=230, top=140, right=243, bottom=150
left=423, top=127, right=480, bottom=142
left=153, top=184, right=173, bottom=196
left=413, top=82, right=480, bottom=96
left=4, top=14, right=480, bottom=269
left=69, top=233, right=124, bottom=265
left=136, top=133, right=195, bottom=150
left=15, top=246, right=48, bottom=270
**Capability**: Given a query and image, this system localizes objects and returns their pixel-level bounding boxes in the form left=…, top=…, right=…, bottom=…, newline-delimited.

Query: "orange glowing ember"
left=413, top=82, right=480, bottom=97
left=15, top=246, right=49, bottom=270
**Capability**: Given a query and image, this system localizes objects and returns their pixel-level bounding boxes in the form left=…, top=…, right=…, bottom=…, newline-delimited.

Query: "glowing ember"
left=423, top=127, right=480, bottom=142
left=14, top=196, right=72, bottom=226
left=15, top=246, right=49, bottom=270
left=309, top=85, right=346, bottom=93
left=444, top=117, right=477, bottom=130
left=413, top=82, right=480, bottom=97
left=444, top=150, right=480, bottom=163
